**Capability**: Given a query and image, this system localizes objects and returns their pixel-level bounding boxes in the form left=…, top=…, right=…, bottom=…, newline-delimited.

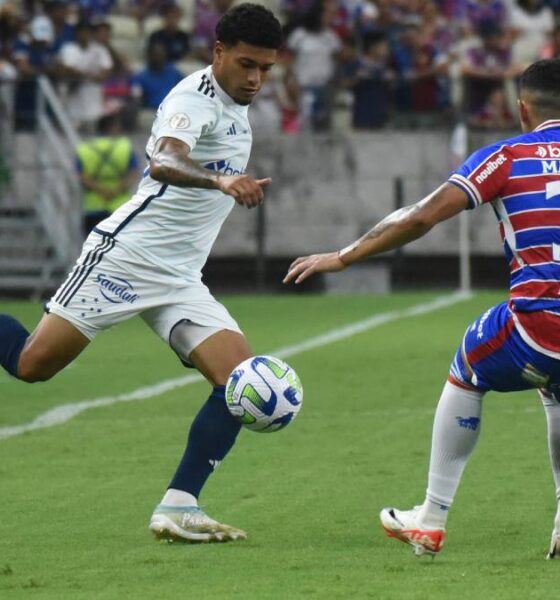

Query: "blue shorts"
left=450, top=302, right=560, bottom=394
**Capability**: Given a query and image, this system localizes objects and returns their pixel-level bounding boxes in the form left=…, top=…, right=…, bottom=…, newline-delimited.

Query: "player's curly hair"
left=216, top=3, right=283, bottom=50
left=520, top=59, right=560, bottom=117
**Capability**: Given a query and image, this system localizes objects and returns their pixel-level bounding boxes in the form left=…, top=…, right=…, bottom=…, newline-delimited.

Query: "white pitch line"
left=0, top=291, right=472, bottom=441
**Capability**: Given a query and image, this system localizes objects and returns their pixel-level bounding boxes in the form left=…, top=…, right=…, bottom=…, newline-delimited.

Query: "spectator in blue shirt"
left=344, top=33, right=394, bottom=129
left=44, top=0, right=75, bottom=53
left=13, top=15, right=57, bottom=129
left=132, top=40, right=183, bottom=110
left=76, top=0, right=117, bottom=20
left=148, top=3, right=190, bottom=63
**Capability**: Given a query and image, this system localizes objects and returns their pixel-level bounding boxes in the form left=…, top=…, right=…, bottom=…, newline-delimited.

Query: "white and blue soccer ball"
left=225, top=355, right=303, bottom=432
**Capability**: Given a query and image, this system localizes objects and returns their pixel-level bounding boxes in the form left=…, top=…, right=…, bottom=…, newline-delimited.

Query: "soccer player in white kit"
left=0, top=4, right=283, bottom=543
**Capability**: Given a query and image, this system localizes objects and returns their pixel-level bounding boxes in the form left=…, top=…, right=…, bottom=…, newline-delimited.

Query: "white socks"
left=539, top=390, right=560, bottom=529
left=161, top=488, right=198, bottom=507
left=418, top=381, right=484, bottom=529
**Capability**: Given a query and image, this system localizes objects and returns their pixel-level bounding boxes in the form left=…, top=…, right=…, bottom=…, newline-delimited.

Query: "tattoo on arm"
left=340, top=183, right=469, bottom=265
left=150, top=137, right=220, bottom=189
left=362, top=206, right=417, bottom=242
left=340, top=205, right=429, bottom=263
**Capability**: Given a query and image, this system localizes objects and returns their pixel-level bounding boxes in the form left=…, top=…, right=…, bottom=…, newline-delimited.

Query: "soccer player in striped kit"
left=285, top=59, right=560, bottom=558
left=0, top=4, right=282, bottom=543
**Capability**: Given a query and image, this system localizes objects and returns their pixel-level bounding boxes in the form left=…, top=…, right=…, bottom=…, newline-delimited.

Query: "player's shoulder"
left=490, top=129, right=555, bottom=153
left=169, top=67, right=219, bottom=104
left=160, top=67, right=224, bottom=128
left=469, top=130, right=535, bottom=164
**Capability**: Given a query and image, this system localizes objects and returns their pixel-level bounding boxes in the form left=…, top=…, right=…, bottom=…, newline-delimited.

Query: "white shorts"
left=47, top=232, right=242, bottom=361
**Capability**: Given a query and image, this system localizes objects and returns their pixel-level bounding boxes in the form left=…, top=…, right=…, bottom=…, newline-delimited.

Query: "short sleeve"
left=448, top=143, right=512, bottom=209
left=155, top=86, right=217, bottom=152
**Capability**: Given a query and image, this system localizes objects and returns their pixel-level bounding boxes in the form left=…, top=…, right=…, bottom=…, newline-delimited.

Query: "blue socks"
left=169, top=385, right=242, bottom=498
left=0, top=314, right=29, bottom=378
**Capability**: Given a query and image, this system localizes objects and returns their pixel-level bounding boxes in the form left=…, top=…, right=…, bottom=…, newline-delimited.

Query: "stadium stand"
left=1, top=0, right=560, bottom=294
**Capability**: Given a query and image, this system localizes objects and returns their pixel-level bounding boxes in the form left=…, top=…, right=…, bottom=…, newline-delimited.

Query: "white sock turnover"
left=161, top=488, right=198, bottom=507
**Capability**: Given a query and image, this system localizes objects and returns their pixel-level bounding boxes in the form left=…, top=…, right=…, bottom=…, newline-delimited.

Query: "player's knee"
left=17, top=349, right=58, bottom=383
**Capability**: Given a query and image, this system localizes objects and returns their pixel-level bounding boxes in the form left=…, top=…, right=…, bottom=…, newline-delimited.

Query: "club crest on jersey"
left=96, top=274, right=139, bottom=304
left=169, top=113, right=191, bottom=130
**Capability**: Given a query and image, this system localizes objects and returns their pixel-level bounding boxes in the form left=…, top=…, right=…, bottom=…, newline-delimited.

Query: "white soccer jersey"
left=97, top=66, right=252, bottom=282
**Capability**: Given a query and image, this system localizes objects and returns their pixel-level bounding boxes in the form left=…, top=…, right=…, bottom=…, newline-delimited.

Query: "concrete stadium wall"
left=5, top=129, right=510, bottom=295
left=10, top=129, right=505, bottom=260
left=131, top=130, right=504, bottom=259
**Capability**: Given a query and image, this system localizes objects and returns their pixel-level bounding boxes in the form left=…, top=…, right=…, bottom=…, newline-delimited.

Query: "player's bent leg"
left=383, top=302, right=560, bottom=557
left=539, top=389, right=560, bottom=559
left=188, top=328, right=253, bottom=386
left=0, top=313, right=31, bottom=378
left=381, top=380, right=483, bottom=557
left=17, top=314, right=90, bottom=382
left=421, top=381, right=484, bottom=523
left=150, top=326, right=252, bottom=543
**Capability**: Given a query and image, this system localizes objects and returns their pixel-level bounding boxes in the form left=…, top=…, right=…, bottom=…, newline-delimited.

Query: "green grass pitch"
left=1, top=291, right=558, bottom=599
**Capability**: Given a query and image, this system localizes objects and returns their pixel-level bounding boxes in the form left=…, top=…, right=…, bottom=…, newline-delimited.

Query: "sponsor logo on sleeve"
left=476, top=307, right=493, bottom=339
left=474, top=153, right=507, bottom=184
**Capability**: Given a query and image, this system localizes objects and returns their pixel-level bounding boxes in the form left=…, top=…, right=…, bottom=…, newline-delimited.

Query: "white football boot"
left=547, top=528, right=560, bottom=559
left=547, top=505, right=560, bottom=559
left=149, top=505, right=247, bottom=543
left=380, top=506, right=445, bottom=556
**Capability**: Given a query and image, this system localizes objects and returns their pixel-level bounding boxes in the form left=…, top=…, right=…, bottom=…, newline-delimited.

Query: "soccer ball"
left=225, top=355, right=303, bottom=432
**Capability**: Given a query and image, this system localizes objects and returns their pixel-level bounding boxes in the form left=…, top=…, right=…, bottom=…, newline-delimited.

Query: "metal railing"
left=0, top=80, right=15, bottom=201
left=35, top=75, right=82, bottom=266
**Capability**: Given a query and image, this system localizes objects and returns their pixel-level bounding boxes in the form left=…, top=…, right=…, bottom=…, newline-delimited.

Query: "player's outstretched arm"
left=150, top=137, right=271, bottom=208
left=283, top=183, right=469, bottom=284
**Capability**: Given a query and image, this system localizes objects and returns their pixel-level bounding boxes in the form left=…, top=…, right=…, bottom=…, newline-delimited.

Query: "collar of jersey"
left=208, top=66, right=246, bottom=111
left=534, top=119, right=560, bottom=132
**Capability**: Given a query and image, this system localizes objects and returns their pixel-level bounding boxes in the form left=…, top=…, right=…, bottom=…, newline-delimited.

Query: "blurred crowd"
left=1, top=0, right=560, bottom=134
